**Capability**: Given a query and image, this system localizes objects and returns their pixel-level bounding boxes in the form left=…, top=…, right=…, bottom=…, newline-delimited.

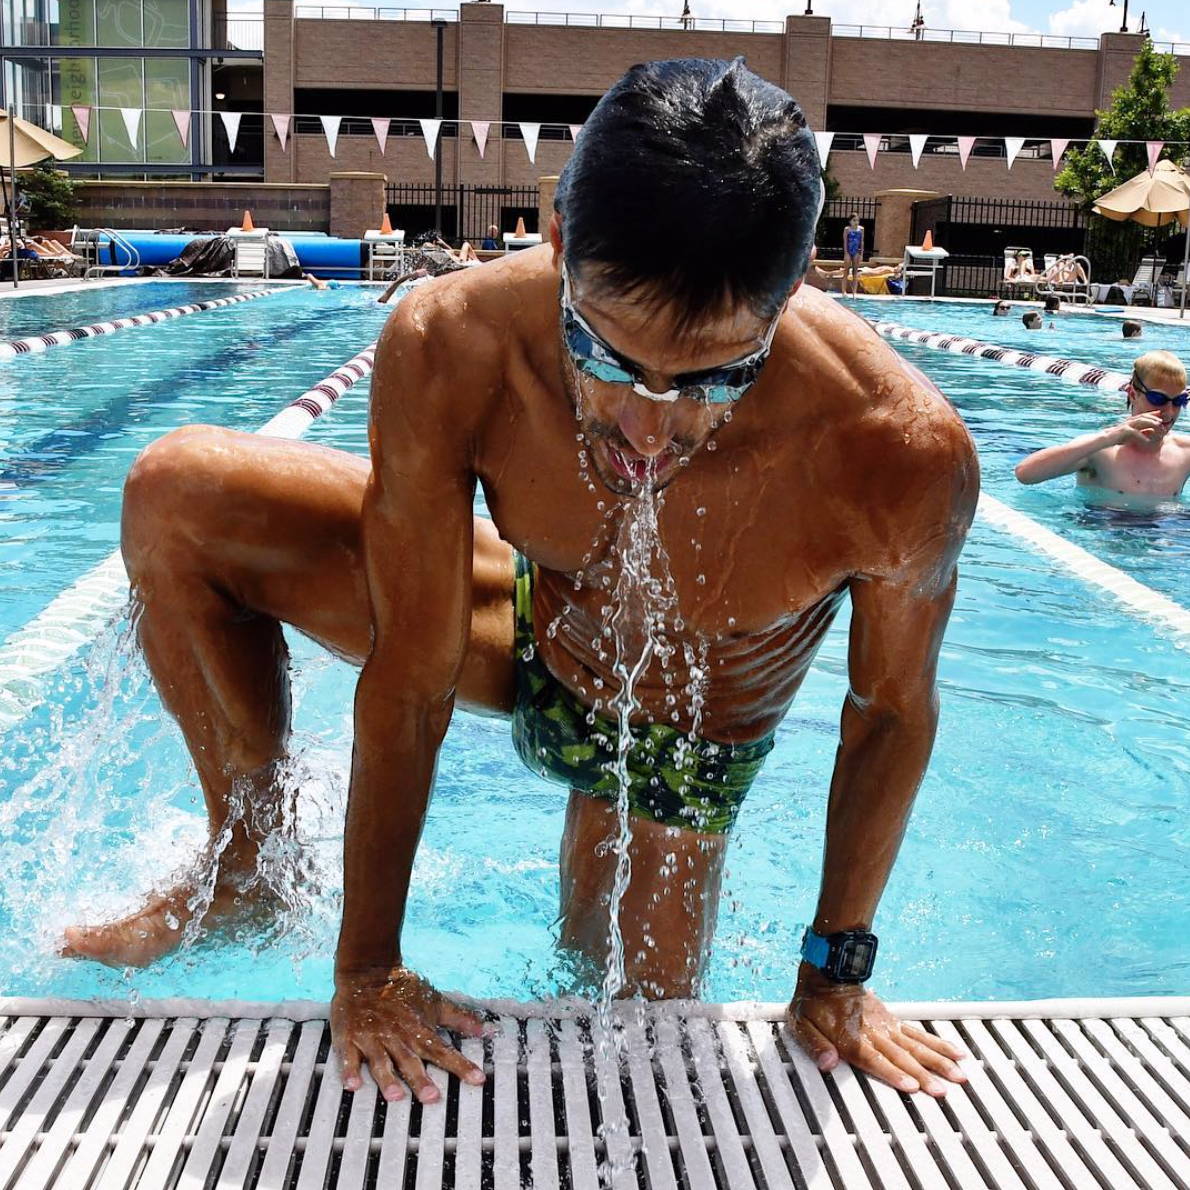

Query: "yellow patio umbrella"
left=1, top=109, right=82, bottom=288
left=1093, top=159, right=1190, bottom=317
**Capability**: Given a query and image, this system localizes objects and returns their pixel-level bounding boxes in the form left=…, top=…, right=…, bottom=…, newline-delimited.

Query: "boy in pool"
left=1015, top=350, right=1190, bottom=499
left=63, top=60, right=976, bottom=1104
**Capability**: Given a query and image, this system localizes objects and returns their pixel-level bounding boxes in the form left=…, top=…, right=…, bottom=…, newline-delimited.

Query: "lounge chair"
left=1001, top=246, right=1038, bottom=296
left=1129, top=256, right=1164, bottom=306
left=1035, top=253, right=1092, bottom=305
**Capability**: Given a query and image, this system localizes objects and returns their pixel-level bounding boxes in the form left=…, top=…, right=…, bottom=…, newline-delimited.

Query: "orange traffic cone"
left=380, top=210, right=393, bottom=235
left=241, top=210, right=255, bottom=232
left=922, top=228, right=934, bottom=250
left=514, top=216, right=527, bottom=238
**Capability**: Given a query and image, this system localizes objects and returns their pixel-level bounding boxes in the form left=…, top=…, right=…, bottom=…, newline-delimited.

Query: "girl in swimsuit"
left=843, top=213, right=864, bottom=296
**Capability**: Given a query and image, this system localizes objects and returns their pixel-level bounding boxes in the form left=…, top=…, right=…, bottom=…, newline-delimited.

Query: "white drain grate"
left=0, top=997, right=1188, bottom=1188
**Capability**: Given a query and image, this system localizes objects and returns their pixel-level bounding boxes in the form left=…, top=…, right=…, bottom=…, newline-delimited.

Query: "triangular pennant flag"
left=1097, top=139, right=1118, bottom=172
left=471, top=120, right=490, bottom=158
left=520, top=122, right=541, bottom=164
left=909, top=134, right=928, bottom=168
left=419, top=118, right=441, bottom=161
left=957, top=136, right=976, bottom=170
left=120, top=107, right=141, bottom=148
left=71, top=105, right=90, bottom=144
left=1004, top=137, right=1025, bottom=170
left=370, top=117, right=387, bottom=156
left=569, top=124, right=583, bottom=142
left=1050, top=138, right=1070, bottom=169
left=50, top=104, right=62, bottom=131
left=271, top=113, right=291, bottom=152
left=1147, top=140, right=1164, bottom=172
left=171, top=108, right=190, bottom=148
left=863, top=133, right=882, bottom=169
left=219, top=111, right=241, bottom=156
left=320, top=115, right=340, bottom=158
left=814, top=131, right=834, bottom=166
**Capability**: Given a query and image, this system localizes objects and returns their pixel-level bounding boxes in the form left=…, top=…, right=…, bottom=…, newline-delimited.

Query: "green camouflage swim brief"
left=509, top=554, right=773, bottom=834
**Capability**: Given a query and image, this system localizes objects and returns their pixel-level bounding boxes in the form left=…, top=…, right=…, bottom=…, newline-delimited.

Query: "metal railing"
left=832, top=24, right=1099, bottom=48
left=212, top=17, right=263, bottom=50
left=506, top=11, right=782, bottom=31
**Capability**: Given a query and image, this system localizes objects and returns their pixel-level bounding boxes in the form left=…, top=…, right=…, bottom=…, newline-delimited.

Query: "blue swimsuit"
left=846, top=227, right=863, bottom=258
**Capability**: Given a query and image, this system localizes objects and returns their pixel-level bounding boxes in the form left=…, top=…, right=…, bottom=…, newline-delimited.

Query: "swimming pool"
left=1, top=284, right=1187, bottom=1009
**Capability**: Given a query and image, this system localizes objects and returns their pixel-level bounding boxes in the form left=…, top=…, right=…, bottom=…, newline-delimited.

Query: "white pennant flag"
left=909, top=134, right=928, bottom=168
left=471, top=120, right=490, bottom=158
left=420, top=118, right=442, bottom=161
left=120, top=107, right=141, bottom=148
left=568, top=123, right=583, bottom=142
left=1004, top=137, right=1025, bottom=170
left=71, top=105, right=91, bottom=144
left=1050, top=137, right=1070, bottom=169
left=271, top=113, right=291, bottom=152
left=520, top=122, right=541, bottom=164
left=320, top=115, right=340, bottom=158
left=863, top=133, right=882, bottom=169
left=50, top=104, right=62, bottom=131
left=371, top=117, right=388, bottom=156
left=219, top=111, right=241, bottom=157
left=813, top=131, right=834, bottom=166
left=1097, top=139, right=1118, bottom=172
left=1147, top=140, right=1164, bottom=172
left=172, top=109, right=190, bottom=148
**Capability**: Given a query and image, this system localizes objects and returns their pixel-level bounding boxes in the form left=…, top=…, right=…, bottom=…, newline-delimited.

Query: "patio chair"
left=1001, top=246, right=1038, bottom=296
left=226, top=225, right=270, bottom=278
left=1035, top=253, right=1092, bottom=305
left=1129, top=256, right=1164, bottom=305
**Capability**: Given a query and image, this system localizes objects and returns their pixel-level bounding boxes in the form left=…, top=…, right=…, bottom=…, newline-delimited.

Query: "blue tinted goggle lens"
left=1143, top=391, right=1190, bottom=408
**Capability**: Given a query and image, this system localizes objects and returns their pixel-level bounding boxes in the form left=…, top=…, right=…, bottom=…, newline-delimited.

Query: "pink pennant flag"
left=120, top=107, right=141, bottom=149
left=957, top=136, right=976, bottom=170
left=1050, top=138, right=1070, bottom=169
left=271, top=113, right=291, bottom=152
left=1004, top=137, right=1025, bottom=170
left=908, top=134, right=927, bottom=169
left=171, top=109, right=190, bottom=148
left=419, top=118, right=441, bottom=161
left=219, top=111, right=241, bottom=157
left=71, top=105, right=90, bottom=144
left=370, top=117, right=388, bottom=156
left=813, top=131, right=834, bottom=166
left=1097, top=139, right=1118, bottom=172
left=471, top=120, right=490, bottom=158
left=1147, top=140, right=1164, bottom=172
left=863, top=133, right=882, bottom=169
left=568, top=124, right=583, bottom=142
left=520, top=122, right=541, bottom=164
left=320, top=115, right=340, bottom=158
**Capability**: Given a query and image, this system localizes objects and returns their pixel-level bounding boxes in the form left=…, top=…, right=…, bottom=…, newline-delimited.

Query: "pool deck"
left=0, top=995, right=1187, bottom=1189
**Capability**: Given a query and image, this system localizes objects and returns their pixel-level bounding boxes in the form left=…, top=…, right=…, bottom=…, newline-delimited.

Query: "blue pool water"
left=0, top=280, right=255, bottom=341
left=0, top=286, right=1188, bottom=1008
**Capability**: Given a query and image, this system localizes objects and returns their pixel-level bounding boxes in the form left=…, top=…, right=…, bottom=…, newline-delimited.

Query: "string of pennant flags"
left=50, top=103, right=1190, bottom=173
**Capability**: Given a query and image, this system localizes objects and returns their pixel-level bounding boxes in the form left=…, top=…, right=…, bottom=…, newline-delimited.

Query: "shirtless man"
left=63, top=60, right=977, bottom=1102
left=1015, top=350, right=1190, bottom=498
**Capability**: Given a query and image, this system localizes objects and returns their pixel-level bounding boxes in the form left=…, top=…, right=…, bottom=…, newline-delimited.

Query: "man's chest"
left=1093, top=445, right=1189, bottom=495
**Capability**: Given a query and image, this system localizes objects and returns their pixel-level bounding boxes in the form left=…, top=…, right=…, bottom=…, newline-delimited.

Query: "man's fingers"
left=847, top=1038, right=921, bottom=1094
left=412, top=1028, right=487, bottom=1086
left=900, top=1023, right=969, bottom=1079
left=871, top=1032, right=945, bottom=1096
left=390, top=1040, right=439, bottom=1104
left=338, top=1042, right=365, bottom=1093
left=358, top=1040, right=405, bottom=1102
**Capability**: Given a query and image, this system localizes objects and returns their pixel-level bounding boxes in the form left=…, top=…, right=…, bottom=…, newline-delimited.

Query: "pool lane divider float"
left=0, top=340, right=379, bottom=732
left=0, top=287, right=288, bottom=361
left=867, top=319, right=1131, bottom=392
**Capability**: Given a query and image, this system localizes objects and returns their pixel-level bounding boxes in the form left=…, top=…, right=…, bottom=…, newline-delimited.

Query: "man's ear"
left=549, top=211, right=563, bottom=265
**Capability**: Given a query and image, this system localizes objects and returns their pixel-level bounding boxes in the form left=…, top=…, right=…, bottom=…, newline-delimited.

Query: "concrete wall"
left=76, top=181, right=330, bottom=232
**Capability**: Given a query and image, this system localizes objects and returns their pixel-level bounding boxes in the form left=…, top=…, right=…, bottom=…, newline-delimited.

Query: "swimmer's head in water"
left=555, top=57, right=821, bottom=334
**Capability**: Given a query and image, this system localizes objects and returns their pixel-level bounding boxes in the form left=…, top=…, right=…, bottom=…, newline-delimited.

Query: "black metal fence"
left=384, top=183, right=539, bottom=244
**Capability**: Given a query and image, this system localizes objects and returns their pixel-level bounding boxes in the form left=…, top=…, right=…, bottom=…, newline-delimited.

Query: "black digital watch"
left=800, top=927, right=879, bottom=984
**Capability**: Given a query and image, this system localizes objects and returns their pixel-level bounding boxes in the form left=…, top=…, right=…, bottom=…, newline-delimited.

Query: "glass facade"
left=3, top=0, right=188, bottom=48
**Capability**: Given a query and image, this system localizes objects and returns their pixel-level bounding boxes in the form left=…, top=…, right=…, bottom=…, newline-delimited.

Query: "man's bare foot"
left=61, top=863, right=268, bottom=969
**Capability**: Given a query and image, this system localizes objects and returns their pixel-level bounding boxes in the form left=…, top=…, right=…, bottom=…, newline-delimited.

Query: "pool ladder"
left=78, top=228, right=141, bottom=279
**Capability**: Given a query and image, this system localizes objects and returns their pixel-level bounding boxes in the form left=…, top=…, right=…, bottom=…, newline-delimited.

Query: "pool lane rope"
left=867, top=319, right=1132, bottom=392
left=0, top=340, right=378, bottom=731
left=0, top=287, right=288, bottom=360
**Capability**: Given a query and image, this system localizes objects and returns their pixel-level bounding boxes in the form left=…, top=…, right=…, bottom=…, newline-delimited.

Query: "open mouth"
left=606, top=443, right=676, bottom=484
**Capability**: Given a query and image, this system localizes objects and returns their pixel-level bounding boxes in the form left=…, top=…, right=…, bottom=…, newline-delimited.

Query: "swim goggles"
left=1132, top=373, right=1189, bottom=408
left=559, top=261, right=780, bottom=404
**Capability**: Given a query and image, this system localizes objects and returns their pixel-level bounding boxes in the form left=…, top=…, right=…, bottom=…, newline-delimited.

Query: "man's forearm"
left=335, top=666, right=453, bottom=980
left=1015, top=426, right=1118, bottom=484
left=812, top=693, right=939, bottom=934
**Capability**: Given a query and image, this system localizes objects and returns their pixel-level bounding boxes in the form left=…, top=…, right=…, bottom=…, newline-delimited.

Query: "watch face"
left=836, top=936, right=877, bottom=980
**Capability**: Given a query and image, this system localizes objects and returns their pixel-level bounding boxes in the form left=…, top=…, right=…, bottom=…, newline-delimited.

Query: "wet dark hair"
left=556, top=57, right=822, bottom=329
left=1122, top=319, right=1142, bottom=338
left=1022, top=311, right=1042, bottom=328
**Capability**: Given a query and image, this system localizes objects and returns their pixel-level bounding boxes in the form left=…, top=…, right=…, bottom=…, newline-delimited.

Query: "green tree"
left=16, top=163, right=79, bottom=230
left=1055, top=39, right=1190, bottom=207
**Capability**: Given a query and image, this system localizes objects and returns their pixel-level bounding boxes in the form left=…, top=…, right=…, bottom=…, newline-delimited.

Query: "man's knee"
left=121, top=425, right=242, bottom=576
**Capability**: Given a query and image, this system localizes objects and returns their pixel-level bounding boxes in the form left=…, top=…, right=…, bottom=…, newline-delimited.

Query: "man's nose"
left=617, top=394, right=674, bottom=457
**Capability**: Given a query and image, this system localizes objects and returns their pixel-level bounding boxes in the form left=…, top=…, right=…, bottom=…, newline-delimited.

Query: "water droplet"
left=678, top=455, right=690, bottom=467
left=706, top=440, right=717, bottom=452
left=521, top=645, right=535, bottom=661
left=696, top=574, right=706, bottom=585
left=695, top=506, right=706, bottom=517
left=722, top=408, right=733, bottom=422
left=727, top=616, right=736, bottom=628
left=164, top=912, right=179, bottom=931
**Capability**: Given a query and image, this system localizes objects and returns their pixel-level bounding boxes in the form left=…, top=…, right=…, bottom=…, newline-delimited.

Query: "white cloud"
left=1046, top=0, right=1117, bottom=37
